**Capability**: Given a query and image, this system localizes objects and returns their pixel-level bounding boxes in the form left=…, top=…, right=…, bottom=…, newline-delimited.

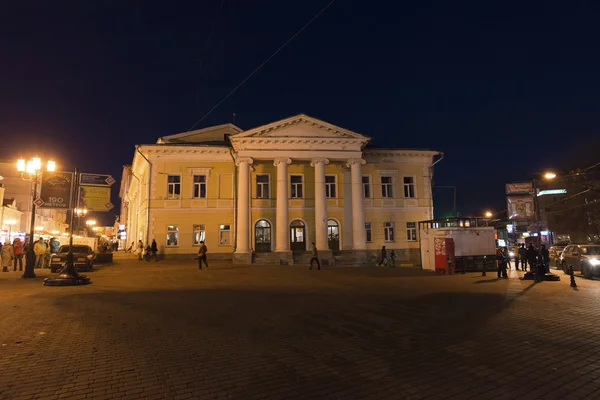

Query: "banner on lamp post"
left=507, top=196, right=535, bottom=220
left=78, top=186, right=114, bottom=212
left=37, top=171, right=74, bottom=209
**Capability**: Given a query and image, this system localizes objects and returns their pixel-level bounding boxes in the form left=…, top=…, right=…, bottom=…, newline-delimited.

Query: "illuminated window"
left=167, top=175, right=181, bottom=199
left=166, top=225, right=179, bottom=247
left=381, top=176, right=393, bottom=198
left=193, top=175, right=206, bottom=198
left=384, top=222, right=395, bottom=242
left=219, top=224, right=231, bottom=245
left=193, top=224, right=205, bottom=245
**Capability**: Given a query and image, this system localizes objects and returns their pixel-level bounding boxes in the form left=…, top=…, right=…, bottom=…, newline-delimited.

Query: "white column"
left=348, top=158, right=367, bottom=250
left=235, top=157, right=253, bottom=253
left=311, top=158, right=329, bottom=250
left=274, top=158, right=292, bottom=252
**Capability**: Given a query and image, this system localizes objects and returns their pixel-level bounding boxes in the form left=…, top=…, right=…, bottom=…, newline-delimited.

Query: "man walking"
left=519, top=243, right=528, bottom=272
left=198, top=241, right=208, bottom=270
left=378, top=245, right=387, bottom=267
left=526, top=243, right=538, bottom=273
left=541, top=244, right=550, bottom=273
left=150, top=239, right=159, bottom=261
left=309, top=242, right=321, bottom=270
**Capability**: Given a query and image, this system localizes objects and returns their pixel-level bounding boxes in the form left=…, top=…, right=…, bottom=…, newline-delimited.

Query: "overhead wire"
left=188, top=0, right=338, bottom=131
left=195, top=0, right=227, bottom=103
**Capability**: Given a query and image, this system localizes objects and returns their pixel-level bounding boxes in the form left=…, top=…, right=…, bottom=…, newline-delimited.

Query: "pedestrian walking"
left=12, top=238, right=23, bottom=271
left=390, top=250, right=396, bottom=267
left=309, top=242, right=321, bottom=270
left=197, top=241, right=208, bottom=270
left=127, top=241, right=134, bottom=252
left=519, top=243, right=528, bottom=272
left=34, top=238, right=47, bottom=269
left=378, top=245, right=387, bottom=267
left=502, top=247, right=512, bottom=270
left=496, top=248, right=508, bottom=279
left=150, top=239, right=159, bottom=261
left=541, top=244, right=550, bottom=273
left=1, top=241, right=15, bottom=272
left=526, top=243, right=538, bottom=273
left=137, top=240, right=144, bottom=261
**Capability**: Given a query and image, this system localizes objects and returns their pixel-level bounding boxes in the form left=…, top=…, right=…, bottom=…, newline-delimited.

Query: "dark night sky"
left=2, top=0, right=600, bottom=224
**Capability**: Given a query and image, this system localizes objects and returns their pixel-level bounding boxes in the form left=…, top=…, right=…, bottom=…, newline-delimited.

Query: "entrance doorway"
left=254, top=219, right=272, bottom=252
left=290, top=220, right=306, bottom=252
left=327, top=219, right=340, bottom=251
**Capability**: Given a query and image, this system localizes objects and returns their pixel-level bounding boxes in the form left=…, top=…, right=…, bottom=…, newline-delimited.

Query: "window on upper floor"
left=362, top=176, right=371, bottom=198
left=381, top=176, right=393, bottom=198
left=256, top=174, right=269, bottom=199
left=325, top=175, right=337, bottom=198
left=193, top=175, right=206, bottom=198
left=291, top=175, right=303, bottom=198
left=167, top=175, right=181, bottom=199
left=403, top=176, right=415, bottom=198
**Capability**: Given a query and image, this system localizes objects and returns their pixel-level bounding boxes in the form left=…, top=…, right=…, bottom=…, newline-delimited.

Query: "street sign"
left=38, top=171, right=74, bottom=209
left=506, top=182, right=533, bottom=194
left=80, top=173, right=115, bottom=187
left=79, top=186, right=112, bottom=212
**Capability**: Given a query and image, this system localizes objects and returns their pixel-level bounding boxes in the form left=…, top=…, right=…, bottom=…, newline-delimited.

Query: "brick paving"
left=1, top=255, right=599, bottom=399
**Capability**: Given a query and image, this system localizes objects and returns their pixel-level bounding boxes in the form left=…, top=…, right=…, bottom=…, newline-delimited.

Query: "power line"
left=195, top=0, right=227, bottom=103
left=188, top=0, right=337, bottom=131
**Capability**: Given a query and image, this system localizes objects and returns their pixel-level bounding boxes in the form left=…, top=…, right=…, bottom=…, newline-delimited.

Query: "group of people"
left=0, top=237, right=61, bottom=272
left=127, top=239, right=160, bottom=262
left=496, top=242, right=551, bottom=279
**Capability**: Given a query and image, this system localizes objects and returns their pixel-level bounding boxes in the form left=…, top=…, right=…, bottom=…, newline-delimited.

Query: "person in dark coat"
left=150, top=239, right=158, bottom=261
left=526, top=243, right=538, bottom=272
left=309, top=242, right=321, bottom=270
left=496, top=248, right=508, bottom=279
left=541, top=244, right=550, bottom=273
left=378, top=246, right=387, bottom=267
left=519, top=244, right=528, bottom=271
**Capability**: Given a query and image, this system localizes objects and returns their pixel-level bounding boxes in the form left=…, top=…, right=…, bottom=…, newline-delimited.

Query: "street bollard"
left=482, top=261, right=486, bottom=277
left=569, top=265, right=577, bottom=288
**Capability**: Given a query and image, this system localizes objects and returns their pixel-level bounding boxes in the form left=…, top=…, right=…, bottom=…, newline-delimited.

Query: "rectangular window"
left=362, top=176, right=371, bottom=198
left=406, top=222, right=417, bottom=241
left=166, top=225, right=179, bottom=247
left=291, top=175, right=303, bottom=198
left=193, top=224, right=205, bottom=245
left=256, top=174, right=269, bottom=199
left=167, top=175, right=181, bottom=199
left=219, top=224, right=231, bottom=245
left=403, top=176, right=415, bottom=198
left=365, top=222, right=372, bottom=242
left=193, top=175, right=207, bottom=198
left=381, top=176, right=393, bottom=198
left=384, top=222, right=395, bottom=242
left=325, top=175, right=337, bottom=198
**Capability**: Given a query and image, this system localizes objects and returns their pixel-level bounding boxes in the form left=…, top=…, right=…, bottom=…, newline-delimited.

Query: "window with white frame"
left=381, top=176, right=393, bottom=198
left=365, top=222, right=372, bottom=242
left=167, top=175, right=181, bottom=199
left=403, top=176, right=415, bottom=198
left=193, top=175, right=207, bottom=198
left=256, top=174, right=269, bottom=199
left=291, top=175, right=303, bottom=198
left=219, top=224, right=231, bottom=245
left=384, top=221, right=395, bottom=241
left=362, top=176, right=371, bottom=198
left=325, top=175, right=337, bottom=198
left=166, top=225, right=179, bottom=246
left=193, top=224, right=205, bottom=245
left=406, top=222, right=417, bottom=241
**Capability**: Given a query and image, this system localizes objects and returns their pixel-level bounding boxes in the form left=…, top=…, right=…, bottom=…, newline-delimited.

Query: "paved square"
left=1, top=255, right=599, bottom=399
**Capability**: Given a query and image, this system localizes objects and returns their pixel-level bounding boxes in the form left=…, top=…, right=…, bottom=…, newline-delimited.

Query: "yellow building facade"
left=120, top=115, right=441, bottom=265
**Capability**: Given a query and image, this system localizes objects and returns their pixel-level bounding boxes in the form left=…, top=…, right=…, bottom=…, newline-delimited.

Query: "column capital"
left=273, top=158, right=292, bottom=167
left=235, top=157, right=253, bottom=166
left=346, top=158, right=366, bottom=168
left=310, top=158, right=329, bottom=167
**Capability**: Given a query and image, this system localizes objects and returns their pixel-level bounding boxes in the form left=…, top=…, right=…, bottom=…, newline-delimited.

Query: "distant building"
left=120, top=114, right=442, bottom=264
left=0, top=161, right=68, bottom=239
left=0, top=185, right=23, bottom=243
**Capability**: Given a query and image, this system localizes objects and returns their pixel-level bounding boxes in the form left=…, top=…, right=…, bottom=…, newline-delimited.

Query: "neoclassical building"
left=120, top=115, right=441, bottom=265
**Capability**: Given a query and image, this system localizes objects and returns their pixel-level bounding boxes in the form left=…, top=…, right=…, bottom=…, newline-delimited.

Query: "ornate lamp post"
left=16, top=157, right=55, bottom=278
left=74, top=208, right=88, bottom=235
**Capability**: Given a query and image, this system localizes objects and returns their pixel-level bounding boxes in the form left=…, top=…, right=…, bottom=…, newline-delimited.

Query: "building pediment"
left=158, top=123, right=242, bottom=144
left=229, top=114, right=370, bottom=153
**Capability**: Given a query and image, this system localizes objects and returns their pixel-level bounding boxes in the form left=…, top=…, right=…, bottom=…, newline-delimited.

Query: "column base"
left=318, top=249, right=333, bottom=266
left=233, top=252, right=253, bottom=265
left=276, top=251, right=293, bottom=265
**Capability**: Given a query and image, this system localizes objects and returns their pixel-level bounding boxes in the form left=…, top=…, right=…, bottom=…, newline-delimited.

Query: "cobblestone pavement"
left=1, top=255, right=600, bottom=400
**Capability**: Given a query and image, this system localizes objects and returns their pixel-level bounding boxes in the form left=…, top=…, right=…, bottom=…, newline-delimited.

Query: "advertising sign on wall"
left=506, top=182, right=533, bottom=194
left=37, top=171, right=74, bottom=209
left=78, top=186, right=113, bottom=211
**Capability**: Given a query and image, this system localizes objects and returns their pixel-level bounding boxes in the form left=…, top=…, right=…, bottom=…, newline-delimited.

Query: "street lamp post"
left=527, top=172, right=557, bottom=282
left=16, top=157, right=55, bottom=279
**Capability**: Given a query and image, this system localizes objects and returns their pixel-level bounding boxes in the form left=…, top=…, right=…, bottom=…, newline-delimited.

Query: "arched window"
left=254, top=220, right=271, bottom=252
left=327, top=219, right=340, bottom=251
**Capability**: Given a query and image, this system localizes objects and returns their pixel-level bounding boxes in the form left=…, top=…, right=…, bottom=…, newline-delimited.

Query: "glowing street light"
left=86, top=220, right=96, bottom=227
left=16, top=157, right=56, bottom=278
left=544, top=172, right=557, bottom=180
left=484, top=211, right=493, bottom=218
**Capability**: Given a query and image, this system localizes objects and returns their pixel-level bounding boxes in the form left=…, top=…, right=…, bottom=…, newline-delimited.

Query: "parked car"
left=50, top=245, right=96, bottom=273
left=549, top=245, right=567, bottom=268
left=559, top=244, right=600, bottom=278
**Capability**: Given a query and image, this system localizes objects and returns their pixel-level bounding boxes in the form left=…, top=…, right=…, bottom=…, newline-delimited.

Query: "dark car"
left=50, top=245, right=96, bottom=273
